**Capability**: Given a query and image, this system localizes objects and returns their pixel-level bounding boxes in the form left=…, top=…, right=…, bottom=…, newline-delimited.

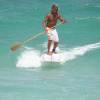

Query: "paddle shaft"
left=22, top=23, right=62, bottom=45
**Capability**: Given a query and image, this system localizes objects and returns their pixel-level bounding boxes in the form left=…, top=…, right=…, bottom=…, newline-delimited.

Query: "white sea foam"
left=84, top=4, right=100, bottom=8
left=75, top=16, right=100, bottom=20
left=16, top=49, right=41, bottom=68
left=16, top=42, right=100, bottom=68
left=61, top=42, right=100, bottom=63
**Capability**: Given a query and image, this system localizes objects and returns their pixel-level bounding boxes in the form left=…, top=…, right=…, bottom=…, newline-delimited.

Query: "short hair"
left=51, top=4, right=58, bottom=11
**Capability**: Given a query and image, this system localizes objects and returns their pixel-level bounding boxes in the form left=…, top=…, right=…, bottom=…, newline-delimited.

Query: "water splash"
left=16, top=48, right=41, bottom=68
left=61, top=42, right=100, bottom=63
left=16, top=42, right=100, bottom=68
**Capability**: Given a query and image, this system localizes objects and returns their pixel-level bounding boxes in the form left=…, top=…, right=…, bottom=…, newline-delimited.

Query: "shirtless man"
left=43, top=4, right=66, bottom=55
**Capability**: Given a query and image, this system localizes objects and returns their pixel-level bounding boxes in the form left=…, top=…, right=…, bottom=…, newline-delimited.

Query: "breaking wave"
left=16, top=42, right=100, bottom=68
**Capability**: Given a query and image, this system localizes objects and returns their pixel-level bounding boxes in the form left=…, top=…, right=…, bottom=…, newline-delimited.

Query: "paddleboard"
left=40, top=53, right=64, bottom=63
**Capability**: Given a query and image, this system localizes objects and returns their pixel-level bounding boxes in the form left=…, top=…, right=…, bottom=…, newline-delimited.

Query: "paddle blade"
left=11, top=43, right=22, bottom=51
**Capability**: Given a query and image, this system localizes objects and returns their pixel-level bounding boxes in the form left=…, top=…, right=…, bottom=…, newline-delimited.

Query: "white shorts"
left=46, top=27, right=59, bottom=42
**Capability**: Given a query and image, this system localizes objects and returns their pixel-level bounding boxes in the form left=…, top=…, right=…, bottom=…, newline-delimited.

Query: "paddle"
left=11, top=32, right=44, bottom=51
left=10, top=23, right=62, bottom=52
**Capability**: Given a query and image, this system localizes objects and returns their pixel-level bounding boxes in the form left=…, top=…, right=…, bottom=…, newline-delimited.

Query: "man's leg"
left=51, top=29, right=59, bottom=53
left=52, top=42, right=58, bottom=53
left=47, top=40, right=52, bottom=55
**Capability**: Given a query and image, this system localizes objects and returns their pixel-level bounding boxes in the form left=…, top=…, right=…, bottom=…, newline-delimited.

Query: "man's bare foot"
left=52, top=49, right=57, bottom=54
left=47, top=52, right=52, bottom=55
left=52, top=51, right=57, bottom=54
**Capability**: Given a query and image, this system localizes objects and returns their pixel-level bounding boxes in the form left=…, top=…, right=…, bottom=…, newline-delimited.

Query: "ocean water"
left=0, top=0, right=100, bottom=100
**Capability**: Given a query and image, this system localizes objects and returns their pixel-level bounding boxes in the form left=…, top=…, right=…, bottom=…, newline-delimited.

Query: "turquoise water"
left=0, top=0, right=100, bottom=100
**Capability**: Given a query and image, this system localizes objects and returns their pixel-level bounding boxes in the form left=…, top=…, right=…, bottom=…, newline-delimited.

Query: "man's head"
left=51, top=4, right=58, bottom=14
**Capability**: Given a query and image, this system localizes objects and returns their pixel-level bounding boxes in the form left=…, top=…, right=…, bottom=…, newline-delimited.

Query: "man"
left=43, top=4, right=66, bottom=55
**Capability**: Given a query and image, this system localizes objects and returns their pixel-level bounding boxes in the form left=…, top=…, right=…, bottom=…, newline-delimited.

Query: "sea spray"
left=16, top=49, right=41, bottom=68
left=16, top=42, right=100, bottom=68
left=62, top=42, right=100, bottom=62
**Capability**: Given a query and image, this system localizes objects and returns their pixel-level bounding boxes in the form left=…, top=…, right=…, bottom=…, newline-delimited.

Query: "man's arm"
left=43, top=18, right=47, bottom=30
left=43, top=14, right=51, bottom=33
left=58, top=15, right=66, bottom=24
left=43, top=14, right=50, bottom=29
